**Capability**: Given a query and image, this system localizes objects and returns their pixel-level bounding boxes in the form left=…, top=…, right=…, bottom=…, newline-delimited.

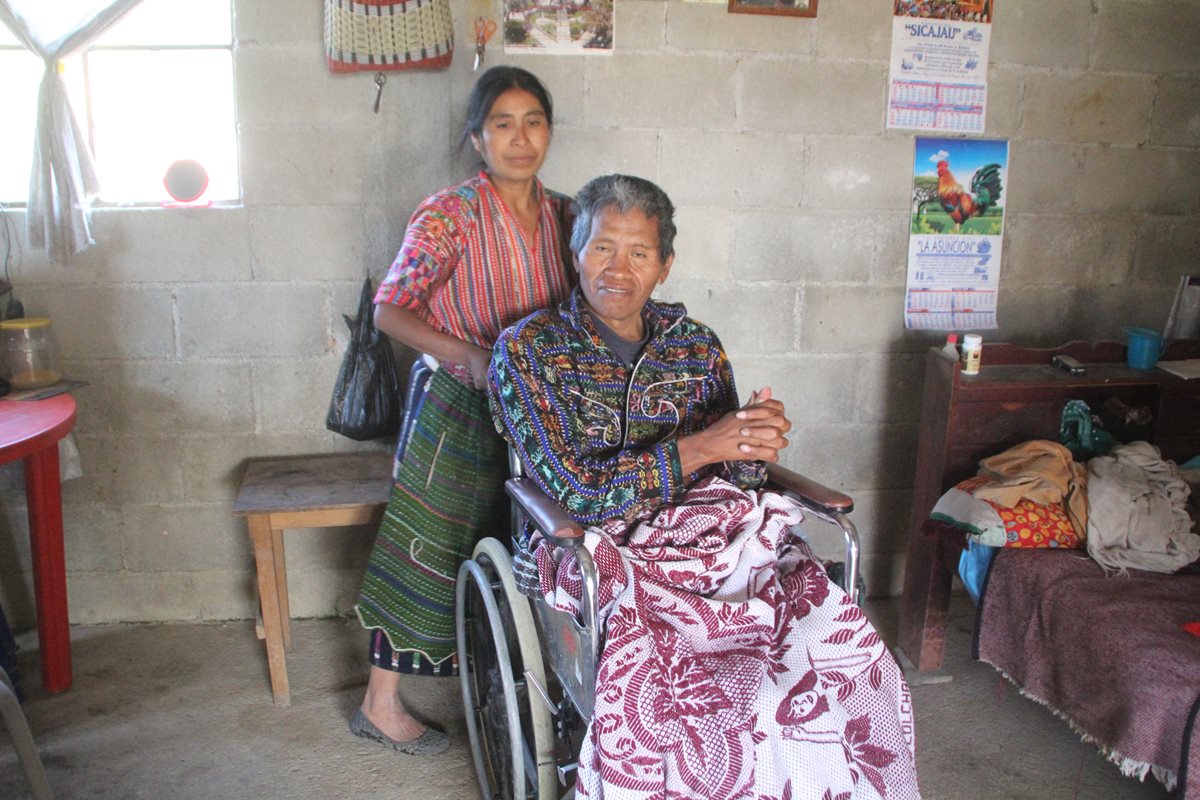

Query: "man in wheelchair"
left=485, top=174, right=920, bottom=800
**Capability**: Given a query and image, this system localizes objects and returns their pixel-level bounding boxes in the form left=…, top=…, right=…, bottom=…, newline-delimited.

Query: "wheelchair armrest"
left=505, top=478, right=586, bottom=545
left=765, top=463, right=853, bottom=515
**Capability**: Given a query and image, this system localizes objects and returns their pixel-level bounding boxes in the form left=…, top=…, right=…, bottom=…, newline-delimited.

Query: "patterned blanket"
left=532, top=477, right=921, bottom=800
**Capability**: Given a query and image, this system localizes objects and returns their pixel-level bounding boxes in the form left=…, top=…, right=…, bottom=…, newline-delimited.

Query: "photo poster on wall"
left=502, top=0, right=613, bottom=55
left=905, top=136, right=1009, bottom=331
left=887, top=1, right=994, bottom=133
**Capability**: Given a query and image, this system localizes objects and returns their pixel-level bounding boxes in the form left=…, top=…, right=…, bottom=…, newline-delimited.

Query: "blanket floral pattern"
left=533, top=477, right=921, bottom=800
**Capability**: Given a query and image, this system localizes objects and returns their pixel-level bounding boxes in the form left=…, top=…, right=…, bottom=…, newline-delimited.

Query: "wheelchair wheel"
left=457, top=538, right=557, bottom=800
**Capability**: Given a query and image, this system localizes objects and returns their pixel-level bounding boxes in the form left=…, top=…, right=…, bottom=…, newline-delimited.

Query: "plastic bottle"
left=961, top=333, right=982, bottom=375
left=940, top=333, right=959, bottom=361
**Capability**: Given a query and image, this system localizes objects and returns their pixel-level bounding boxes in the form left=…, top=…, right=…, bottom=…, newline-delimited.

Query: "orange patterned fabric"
left=956, top=475, right=1081, bottom=548
left=989, top=498, right=1080, bottom=548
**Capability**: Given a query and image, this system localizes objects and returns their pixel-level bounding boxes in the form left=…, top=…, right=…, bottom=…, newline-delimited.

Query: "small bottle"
left=940, top=333, right=959, bottom=361
left=961, top=333, right=982, bottom=375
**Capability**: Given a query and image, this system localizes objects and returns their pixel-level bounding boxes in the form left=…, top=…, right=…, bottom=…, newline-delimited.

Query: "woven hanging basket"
left=324, top=0, right=454, bottom=73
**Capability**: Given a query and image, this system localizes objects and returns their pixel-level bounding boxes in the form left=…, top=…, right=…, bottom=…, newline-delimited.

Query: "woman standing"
left=351, top=66, right=574, bottom=755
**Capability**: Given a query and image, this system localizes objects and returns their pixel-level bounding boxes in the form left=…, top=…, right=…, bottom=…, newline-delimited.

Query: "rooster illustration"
left=936, top=160, right=1002, bottom=230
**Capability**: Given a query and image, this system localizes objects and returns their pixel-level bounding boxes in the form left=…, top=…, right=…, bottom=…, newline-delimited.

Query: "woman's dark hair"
left=458, top=66, right=554, bottom=151
left=570, top=175, right=677, bottom=261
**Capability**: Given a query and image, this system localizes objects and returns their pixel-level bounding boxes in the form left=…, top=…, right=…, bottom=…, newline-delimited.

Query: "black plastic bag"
left=326, top=277, right=402, bottom=441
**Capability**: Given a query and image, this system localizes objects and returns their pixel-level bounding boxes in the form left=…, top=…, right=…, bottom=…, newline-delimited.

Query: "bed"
left=898, top=340, right=1200, bottom=798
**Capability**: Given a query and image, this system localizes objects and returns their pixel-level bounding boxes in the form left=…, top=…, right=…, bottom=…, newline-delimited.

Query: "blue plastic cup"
left=1124, top=327, right=1165, bottom=370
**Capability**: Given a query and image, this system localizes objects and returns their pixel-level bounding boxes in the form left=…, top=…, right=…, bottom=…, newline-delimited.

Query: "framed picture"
left=728, top=0, right=817, bottom=17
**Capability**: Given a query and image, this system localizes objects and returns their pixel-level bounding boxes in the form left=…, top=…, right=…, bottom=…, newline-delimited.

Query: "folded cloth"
left=974, top=440, right=1088, bottom=541
left=1086, top=441, right=1199, bottom=574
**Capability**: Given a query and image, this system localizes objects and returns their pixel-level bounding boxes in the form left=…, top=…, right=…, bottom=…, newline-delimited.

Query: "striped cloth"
left=323, top=0, right=454, bottom=73
left=355, top=368, right=508, bottom=667
left=375, top=173, right=575, bottom=355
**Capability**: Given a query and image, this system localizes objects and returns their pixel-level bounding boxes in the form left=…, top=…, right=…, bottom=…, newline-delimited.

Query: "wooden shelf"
left=897, top=340, right=1200, bottom=673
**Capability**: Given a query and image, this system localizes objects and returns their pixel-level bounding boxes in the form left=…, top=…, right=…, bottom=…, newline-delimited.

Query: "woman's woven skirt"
left=355, top=367, right=507, bottom=671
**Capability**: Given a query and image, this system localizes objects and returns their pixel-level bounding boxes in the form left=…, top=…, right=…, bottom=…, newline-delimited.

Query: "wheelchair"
left=455, top=450, right=863, bottom=800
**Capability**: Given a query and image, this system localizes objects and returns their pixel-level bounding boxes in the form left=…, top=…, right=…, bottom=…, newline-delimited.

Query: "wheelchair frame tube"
left=796, top=504, right=861, bottom=606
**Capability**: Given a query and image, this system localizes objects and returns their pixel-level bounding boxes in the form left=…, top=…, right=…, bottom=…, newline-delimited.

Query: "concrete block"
left=0, top=494, right=33, bottom=566
left=1133, top=217, right=1200, bottom=283
left=79, top=361, right=256, bottom=436
left=256, top=356, right=344, bottom=434
left=240, top=126, right=371, bottom=207
left=1150, top=77, right=1200, bottom=147
left=855, top=352, right=926, bottom=425
left=782, top=423, right=919, bottom=494
left=237, top=44, right=375, bottom=126
left=250, top=205, right=372, bottom=282
left=67, top=571, right=203, bottom=624
left=122, top=504, right=252, bottom=572
left=285, top=567, right=372, bottom=618
left=1093, top=0, right=1200, bottom=75
left=668, top=2, right=815, bottom=54
left=1003, top=213, right=1135, bottom=286
left=614, top=0, right=667, bottom=50
left=982, top=67, right=1023, bottom=140
left=280, top=525, right=375, bottom=570
left=734, top=355, right=860, bottom=425
left=816, top=1, right=893, bottom=61
left=990, top=284, right=1077, bottom=344
left=1004, top=141, right=1080, bottom=213
left=1068, top=285, right=1178, bottom=340
left=803, top=135, right=913, bottom=211
left=179, top=432, right=380, bottom=504
left=234, top=0, right=320, bottom=44
left=28, top=287, right=174, bottom=360
left=71, top=434, right=187, bottom=504
left=1022, top=73, right=1153, bottom=145
left=192, top=569, right=256, bottom=621
left=870, top=211, right=913, bottom=287
left=989, top=0, right=1093, bottom=68
left=177, top=284, right=328, bottom=358
left=733, top=209, right=877, bottom=284
left=539, top=127, right=660, bottom=196
left=1077, top=146, right=1200, bottom=215
left=742, top=60, right=886, bottom=135
left=801, top=286, right=917, bottom=354
left=673, top=206, right=734, bottom=283
left=57, top=361, right=116, bottom=436
left=22, top=208, right=253, bottom=285
left=661, top=130, right=806, bottom=207
left=656, top=282, right=798, bottom=357
left=587, top=54, right=736, bottom=131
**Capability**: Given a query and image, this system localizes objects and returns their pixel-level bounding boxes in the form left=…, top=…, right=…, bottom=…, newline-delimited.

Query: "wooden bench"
left=234, top=452, right=392, bottom=706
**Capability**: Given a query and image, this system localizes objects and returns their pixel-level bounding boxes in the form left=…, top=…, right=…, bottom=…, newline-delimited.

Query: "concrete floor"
left=0, top=597, right=1171, bottom=800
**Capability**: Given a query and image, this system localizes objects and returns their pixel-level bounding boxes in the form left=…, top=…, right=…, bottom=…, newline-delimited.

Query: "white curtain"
left=0, top=0, right=144, bottom=262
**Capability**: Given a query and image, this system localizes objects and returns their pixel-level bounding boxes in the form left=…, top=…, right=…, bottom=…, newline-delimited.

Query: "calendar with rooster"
left=905, top=136, right=1009, bottom=331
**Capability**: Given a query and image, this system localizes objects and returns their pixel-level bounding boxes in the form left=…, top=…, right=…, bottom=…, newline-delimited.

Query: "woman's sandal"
left=349, top=709, right=449, bottom=755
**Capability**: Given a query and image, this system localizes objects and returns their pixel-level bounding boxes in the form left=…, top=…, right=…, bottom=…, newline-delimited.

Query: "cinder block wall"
left=1, top=0, right=1198, bottom=626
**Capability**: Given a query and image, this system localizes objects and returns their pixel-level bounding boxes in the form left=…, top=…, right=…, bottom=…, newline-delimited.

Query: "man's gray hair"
left=570, top=174, right=676, bottom=261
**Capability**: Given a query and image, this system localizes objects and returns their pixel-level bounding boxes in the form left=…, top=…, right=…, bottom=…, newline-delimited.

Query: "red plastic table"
left=0, top=393, right=77, bottom=693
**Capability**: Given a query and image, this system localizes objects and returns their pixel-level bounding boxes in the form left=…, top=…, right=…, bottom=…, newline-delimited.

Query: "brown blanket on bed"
left=975, top=548, right=1200, bottom=797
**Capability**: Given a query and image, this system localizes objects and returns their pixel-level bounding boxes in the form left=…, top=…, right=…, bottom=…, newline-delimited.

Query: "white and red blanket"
left=531, top=477, right=921, bottom=800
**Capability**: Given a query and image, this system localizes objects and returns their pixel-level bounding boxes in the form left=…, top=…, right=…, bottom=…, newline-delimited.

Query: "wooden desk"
left=0, top=394, right=78, bottom=693
left=234, top=452, right=392, bottom=706
left=898, top=341, right=1200, bottom=673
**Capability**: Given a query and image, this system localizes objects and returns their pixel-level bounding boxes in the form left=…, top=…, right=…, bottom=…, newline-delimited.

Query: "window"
left=0, top=0, right=237, bottom=205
